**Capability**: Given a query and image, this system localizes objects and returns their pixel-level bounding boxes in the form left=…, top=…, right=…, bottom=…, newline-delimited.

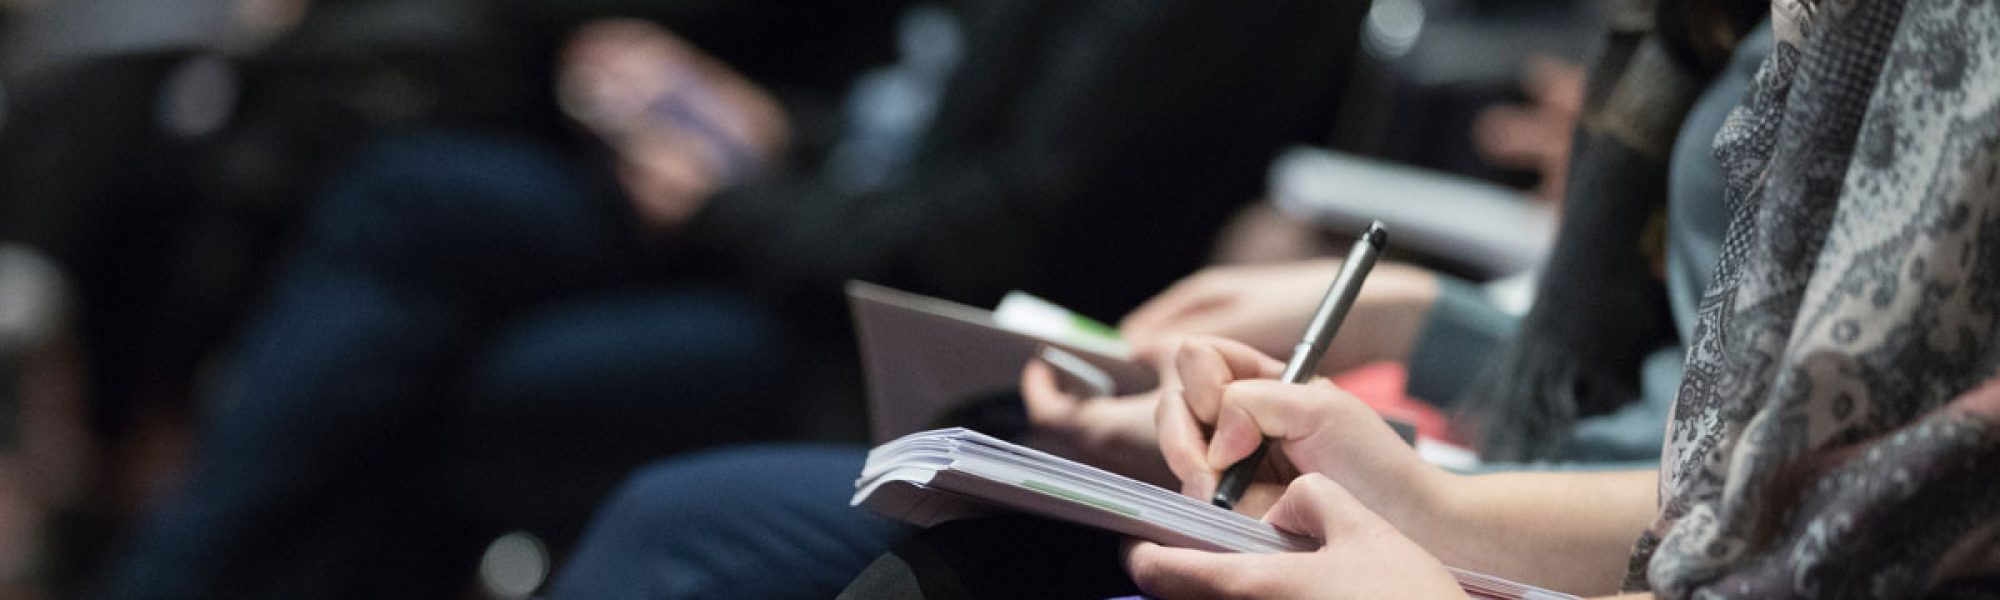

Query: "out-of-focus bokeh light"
left=0, top=245, right=66, bottom=352
left=1364, top=0, right=1426, bottom=60
left=156, top=54, right=239, bottom=140
left=477, top=531, right=550, bottom=600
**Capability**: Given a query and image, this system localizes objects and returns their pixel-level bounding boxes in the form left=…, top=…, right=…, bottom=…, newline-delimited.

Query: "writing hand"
left=1156, top=336, right=1443, bottom=518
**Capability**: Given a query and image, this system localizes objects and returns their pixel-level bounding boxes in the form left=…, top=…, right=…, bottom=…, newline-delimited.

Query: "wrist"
left=1378, top=465, right=1470, bottom=562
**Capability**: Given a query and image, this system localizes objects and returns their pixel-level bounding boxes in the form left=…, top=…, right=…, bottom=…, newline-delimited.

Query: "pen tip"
left=1364, top=221, right=1388, bottom=248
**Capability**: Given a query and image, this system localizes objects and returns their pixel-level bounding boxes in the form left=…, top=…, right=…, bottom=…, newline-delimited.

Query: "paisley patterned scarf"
left=1629, top=0, right=2000, bottom=596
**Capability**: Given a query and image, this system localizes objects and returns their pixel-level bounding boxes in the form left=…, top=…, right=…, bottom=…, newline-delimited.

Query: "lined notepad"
left=854, top=428, right=1576, bottom=600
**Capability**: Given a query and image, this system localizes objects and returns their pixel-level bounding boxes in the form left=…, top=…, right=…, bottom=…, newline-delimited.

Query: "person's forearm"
left=1390, top=469, right=1657, bottom=597
left=1316, top=264, right=1440, bottom=373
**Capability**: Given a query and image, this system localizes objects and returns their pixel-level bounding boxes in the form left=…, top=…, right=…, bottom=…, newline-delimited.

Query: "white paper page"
left=854, top=429, right=1579, bottom=600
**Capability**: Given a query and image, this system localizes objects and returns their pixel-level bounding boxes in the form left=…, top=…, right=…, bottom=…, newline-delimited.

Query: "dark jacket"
left=681, top=0, right=1366, bottom=321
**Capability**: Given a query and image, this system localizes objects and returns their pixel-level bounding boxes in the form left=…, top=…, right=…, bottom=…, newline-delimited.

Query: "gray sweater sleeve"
left=1404, top=276, right=1520, bottom=407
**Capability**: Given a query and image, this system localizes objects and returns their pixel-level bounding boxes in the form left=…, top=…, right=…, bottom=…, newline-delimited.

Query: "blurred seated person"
left=840, top=1, right=2000, bottom=595
left=93, top=0, right=1367, bottom=598
left=0, top=0, right=907, bottom=594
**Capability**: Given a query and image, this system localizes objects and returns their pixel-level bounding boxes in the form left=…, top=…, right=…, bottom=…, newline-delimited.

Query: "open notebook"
left=854, top=428, right=1576, bottom=600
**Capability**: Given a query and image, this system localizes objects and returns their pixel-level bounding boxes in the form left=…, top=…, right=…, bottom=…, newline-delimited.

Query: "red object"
left=1329, top=362, right=1466, bottom=446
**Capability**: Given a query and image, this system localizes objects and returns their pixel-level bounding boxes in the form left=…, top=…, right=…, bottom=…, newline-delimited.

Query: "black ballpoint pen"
left=1211, top=221, right=1387, bottom=509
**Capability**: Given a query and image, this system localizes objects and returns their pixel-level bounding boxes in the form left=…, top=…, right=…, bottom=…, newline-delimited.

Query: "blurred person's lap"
left=95, top=131, right=801, bottom=599
left=550, top=445, right=906, bottom=599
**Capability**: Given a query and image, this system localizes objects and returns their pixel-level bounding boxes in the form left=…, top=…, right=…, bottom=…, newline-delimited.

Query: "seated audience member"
left=869, top=0, right=2000, bottom=597
left=549, top=8, right=1776, bottom=597
left=95, top=0, right=1366, bottom=598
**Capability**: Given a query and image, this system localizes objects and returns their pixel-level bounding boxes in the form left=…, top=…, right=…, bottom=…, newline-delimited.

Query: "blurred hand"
left=1207, top=201, right=1345, bottom=265
left=1472, top=55, right=1583, bottom=203
left=1155, top=336, right=1442, bottom=518
left=560, top=19, right=790, bottom=231
left=1124, top=474, right=1465, bottom=600
left=1020, top=359, right=1174, bottom=487
left=1119, top=261, right=1439, bottom=376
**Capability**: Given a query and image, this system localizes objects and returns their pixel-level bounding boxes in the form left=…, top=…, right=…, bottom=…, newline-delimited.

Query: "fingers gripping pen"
left=1211, top=221, right=1387, bottom=509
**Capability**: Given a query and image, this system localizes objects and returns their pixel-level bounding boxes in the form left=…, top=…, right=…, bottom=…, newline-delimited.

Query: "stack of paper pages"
left=854, top=428, right=1575, bottom=600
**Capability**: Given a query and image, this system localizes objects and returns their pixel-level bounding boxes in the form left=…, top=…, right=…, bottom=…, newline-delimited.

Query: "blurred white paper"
left=1269, top=146, right=1556, bottom=278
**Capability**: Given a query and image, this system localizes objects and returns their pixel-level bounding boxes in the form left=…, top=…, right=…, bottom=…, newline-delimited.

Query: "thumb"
left=1203, top=380, right=1342, bottom=469
left=1204, top=397, right=1266, bottom=471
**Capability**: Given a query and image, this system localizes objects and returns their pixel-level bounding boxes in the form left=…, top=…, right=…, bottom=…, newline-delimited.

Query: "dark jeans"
left=551, top=445, right=908, bottom=599
left=551, top=445, right=1138, bottom=600
left=95, top=132, right=805, bottom=599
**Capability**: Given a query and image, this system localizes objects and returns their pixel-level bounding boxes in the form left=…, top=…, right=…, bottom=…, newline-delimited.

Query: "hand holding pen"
left=1152, top=222, right=1438, bottom=515
left=1213, top=222, right=1385, bottom=508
